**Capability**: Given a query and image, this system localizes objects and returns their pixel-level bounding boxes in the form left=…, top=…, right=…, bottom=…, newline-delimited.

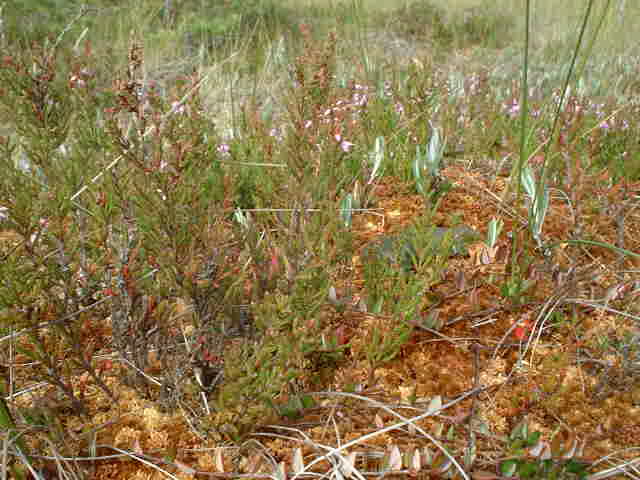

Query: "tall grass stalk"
left=513, top=0, right=604, bottom=248
left=540, top=0, right=598, bottom=180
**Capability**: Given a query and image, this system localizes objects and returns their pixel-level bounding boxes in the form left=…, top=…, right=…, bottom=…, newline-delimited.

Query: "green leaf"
left=446, top=424, right=455, bottom=440
left=500, top=459, right=518, bottom=477
left=369, top=136, right=385, bottom=184
left=526, top=431, right=542, bottom=447
left=564, top=459, right=589, bottom=477
left=426, top=125, right=445, bottom=175
left=510, top=420, right=528, bottom=441
left=520, top=165, right=536, bottom=198
left=412, top=147, right=424, bottom=194
left=340, top=193, right=353, bottom=229
left=299, top=394, right=315, bottom=409
left=0, top=395, right=18, bottom=433
left=517, top=460, right=539, bottom=478
left=487, top=217, right=503, bottom=248
left=372, top=296, right=384, bottom=314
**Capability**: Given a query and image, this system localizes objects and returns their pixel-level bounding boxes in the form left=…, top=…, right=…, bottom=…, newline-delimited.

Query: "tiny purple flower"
left=170, top=101, right=185, bottom=115
left=353, top=92, right=368, bottom=107
left=269, top=127, right=284, bottom=141
left=340, top=140, right=354, bottom=153
left=217, top=143, right=231, bottom=156
left=334, top=133, right=354, bottom=152
left=505, top=99, right=520, bottom=117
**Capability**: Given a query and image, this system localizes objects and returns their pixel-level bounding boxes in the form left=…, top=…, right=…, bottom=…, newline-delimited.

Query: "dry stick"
left=287, top=388, right=488, bottom=480
left=490, top=275, right=579, bottom=362
left=90, top=446, right=181, bottom=480
left=458, top=173, right=527, bottom=226
left=566, top=299, right=640, bottom=322
left=588, top=450, right=640, bottom=480
left=522, top=294, right=564, bottom=365
left=25, top=444, right=277, bottom=480
left=9, top=447, right=40, bottom=480
left=258, top=426, right=368, bottom=480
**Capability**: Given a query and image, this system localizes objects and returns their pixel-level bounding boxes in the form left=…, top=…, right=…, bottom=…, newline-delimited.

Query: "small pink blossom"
left=333, top=133, right=354, bottom=152
left=216, top=143, right=230, bottom=156
left=69, top=75, right=86, bottom=88
left=505, top=99, right=520, bottom=117
left=269, top=127, right=283, bottom=141
left=341, top=141, right=354, bottom=152
left=170, top=101, right=185, bottom=114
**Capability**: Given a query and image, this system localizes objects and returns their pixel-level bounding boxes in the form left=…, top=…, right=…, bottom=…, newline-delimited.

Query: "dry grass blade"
left=255, top=425, right=367, bottom=480
left=387, top=445, right=402, bottom=471
left=288, top=390, right=482, bottom=480
left=274, top=461, right=286, bottom=480
left=292, top=447, right=304, bottom=475
left=214, top=447, right=225, bottom=473
left=1, top=432, right=9, bottom=480
left=588, top=456, right=640, bottom=480
left=99, top=446, right=181, bottom=480
left=339, top=451, right=358, bottom=479
left=427, top=395, right=442, bottom=415
left=373, top=413, right=383, bottom=429
left=410, top=447, right=421, bottom=472
left=174, top=459, right=196, bottom=475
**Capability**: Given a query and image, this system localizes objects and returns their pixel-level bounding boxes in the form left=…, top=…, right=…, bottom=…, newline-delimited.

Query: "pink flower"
left=170, top=101, right=185, bottom=114
left=505, top=99, right=520, bottom=117
left=216, top=144, right=230, bottom=156
left=340, top=140, right=354, bottom=152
